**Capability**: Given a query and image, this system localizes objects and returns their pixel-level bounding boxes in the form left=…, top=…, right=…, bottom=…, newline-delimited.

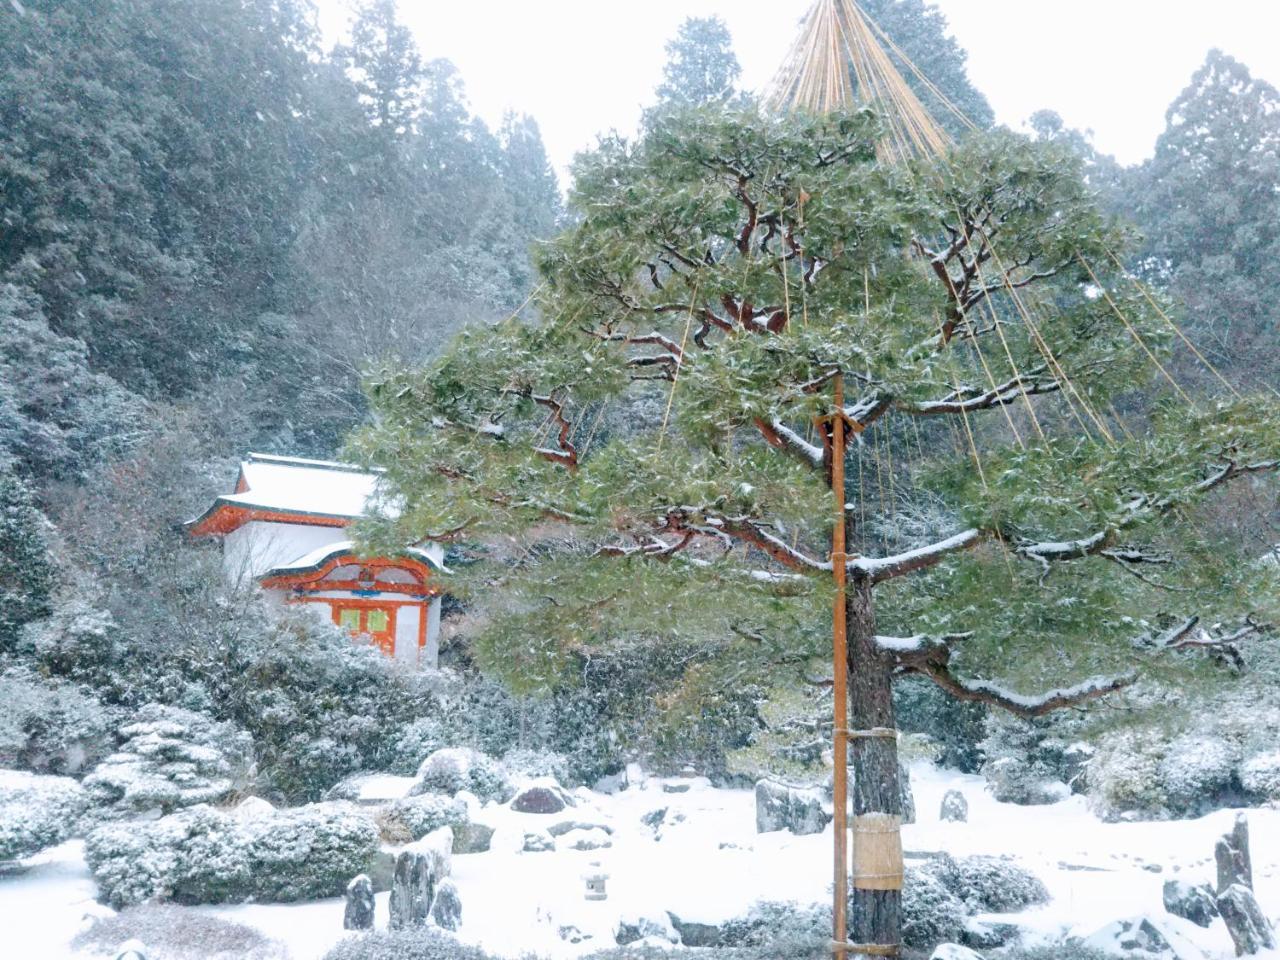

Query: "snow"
left=263, top=542, right=446, bottom=576
left=5, top=763, right=1280, bottom=959
left=194, top=454, right=390, bottom=525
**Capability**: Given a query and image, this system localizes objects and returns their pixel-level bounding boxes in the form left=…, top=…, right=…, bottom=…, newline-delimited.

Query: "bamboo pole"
left=831, top=373, right=850, bottom=960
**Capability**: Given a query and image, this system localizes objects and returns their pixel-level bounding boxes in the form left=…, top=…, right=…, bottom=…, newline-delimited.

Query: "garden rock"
left=388, top=848, right=435, bottom=930
left=1081, top=916, right=1203, bottom=959
left=615, top=914, right=679, bottom=946
left=901, top=761, right=917, bottom=824
left=1217, top=884, right=1275, bottom=956
left=1216, top=813, right=1253, bottom=893
left=755, top=779, right=830, bottom=835
left=430, top=878, right=462, bottom=931
left=563, top=827, right=612, bottom=851
left=510, top=777, right=573, bottom=814
left=666, top=912, right=723, bottom=947
left=931, top=946, right=985, bottom=960
left=0, top=769, right=88, bottom=861
left=940, top=790, right=969, bottom=823
left=344, top=875, right=375, bottom=931
left=409, top=827, right=453, bottom=880
left=1163, top=880, right=1218, bottom=928
left=549, top=819, right=613, bottom=837
left=522, top=831, right=556, bottom=853
left=961, top=918, right=1020, bottom=949
left=452, top=821, right=495, bottom=854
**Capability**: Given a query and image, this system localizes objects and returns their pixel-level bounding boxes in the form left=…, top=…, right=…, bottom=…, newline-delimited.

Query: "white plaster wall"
left=423, top=596, right=442, bottom=671
left=394, top=605, right=421, bottom=666
left=223, top=521, right=345, bottom=583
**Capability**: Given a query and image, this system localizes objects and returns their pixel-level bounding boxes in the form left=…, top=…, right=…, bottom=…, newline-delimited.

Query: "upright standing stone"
left=1217, top=884, right=1275, bottom=956
left=1217, top=813, right=1254, bottom=894
left=900, top=762, right=917, bottom=825
left=940, top=789, right=969, bottom=824
left=344, top=874, right=375, bottom=931
left=388, top=850, right=435, bottom=930
left=431, top=878, right=463, bottom=931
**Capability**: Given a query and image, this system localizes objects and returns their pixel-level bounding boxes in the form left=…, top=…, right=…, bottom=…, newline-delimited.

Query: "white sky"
left=317, top=1, right=1280, bottom=181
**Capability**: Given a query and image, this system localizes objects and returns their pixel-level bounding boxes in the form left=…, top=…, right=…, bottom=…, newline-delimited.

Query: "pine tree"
left=654, top=16, right=742, bottom=108
left=1130, top=50, right=1280, bottom=390
left=356, top=106, right=1280, bottom=951
left=0, top=468, right=55, bottom=649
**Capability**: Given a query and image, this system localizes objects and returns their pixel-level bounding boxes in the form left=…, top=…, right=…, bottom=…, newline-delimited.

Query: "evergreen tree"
left=0, top=469, right=55, bottom=649
left=1130, top=50, right=1280, bottom=390
left=655, top=16, right=742, bottom=108
left=857, top=0, right=994, bottom=135
left=356, top=107, right=1280, bottom=951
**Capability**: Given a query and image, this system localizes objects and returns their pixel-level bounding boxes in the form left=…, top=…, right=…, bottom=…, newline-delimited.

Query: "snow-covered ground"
left=5, top=762, right=1279, bottom=959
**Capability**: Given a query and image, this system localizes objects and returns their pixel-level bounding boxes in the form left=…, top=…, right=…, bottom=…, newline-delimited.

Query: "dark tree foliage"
left=857, top=0, right=995, bottom=135
left=1130, top=50, right=1280, bottom=390
left=655, top=16, right=743, bottom=108
left=0, top=469, right=55, bottom=650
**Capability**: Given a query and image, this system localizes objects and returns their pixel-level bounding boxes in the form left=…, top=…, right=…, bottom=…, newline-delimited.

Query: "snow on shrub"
left=84, top=704, right=253, bottom=817
left=921, top=854, right=1049, bottom=913
left=1241, top=751, right=1280, bottom=800
left=323, top=928, right=499, bottom=960
left=85, top=801, right=379, bottom=907
left=502, top=747, right=580, bottom=787
left=411, top=748, right=514, bottom=804
left=72, top=904, right=287, bottom=959
left=1088, top=729, right=1170, bottom=820
left=376, top=793, right=468, bottom=844
left=0, top=667, right=116, bottom=775
left=902, top=866, right=967, bottom=949
left=1157, top=734, right=1241, bottom=816
left=0, top=769, right=89, bottom=860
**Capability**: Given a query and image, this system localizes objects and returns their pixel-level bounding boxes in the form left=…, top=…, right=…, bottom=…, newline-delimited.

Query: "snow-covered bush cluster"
left=84, top=704, right=253, bottom=817
left=0, top=769, right=88, bottom=860
left=501, top=747, right=580, bottom=787
left=85, top=800, right=379, bottom=907
left=979, top=711, right=1089, bottom=805
left=376, top=793, right=469, bottom=844
left=72, top=904, right=287, bottom=960
left=323, top=928, right=499, bottom=960
left=1241, top=750, right=1280, bottom=800
left=902, top=854, right=1048, bottom=949
left=411, top=748, right=515, bottom=804
left=0, top=667, right=116, bottom=775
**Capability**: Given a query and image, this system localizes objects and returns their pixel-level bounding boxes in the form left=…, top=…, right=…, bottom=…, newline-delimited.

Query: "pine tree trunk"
left=847, top=573, right=902, bottom=955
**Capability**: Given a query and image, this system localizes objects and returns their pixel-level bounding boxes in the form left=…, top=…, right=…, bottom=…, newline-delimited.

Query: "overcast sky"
left=317, top=1, right=1280, bottom=181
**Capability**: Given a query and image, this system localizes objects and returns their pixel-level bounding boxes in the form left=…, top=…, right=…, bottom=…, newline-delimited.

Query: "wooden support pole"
left=831, top=373, right=850, bottom=960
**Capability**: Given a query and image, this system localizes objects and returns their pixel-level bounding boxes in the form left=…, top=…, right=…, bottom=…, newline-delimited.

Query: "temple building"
left=186, top=454, right=444, bottom=669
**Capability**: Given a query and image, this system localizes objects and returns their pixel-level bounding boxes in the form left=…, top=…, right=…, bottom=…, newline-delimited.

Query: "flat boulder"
left=562, top=827, right=612, bottom=851
left=511, top=777, right=574, bottom=815
left=755, top=779, right=830, bottom=836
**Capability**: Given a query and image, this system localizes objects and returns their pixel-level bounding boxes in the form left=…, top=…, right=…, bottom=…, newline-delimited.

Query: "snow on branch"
left=851, top=528, right=986, bottom=583
left=922, top=669, right=1140, bottom=719
left=754, top=418, right=825, bottom=470
left=905, top=368, right=1061, bottom=417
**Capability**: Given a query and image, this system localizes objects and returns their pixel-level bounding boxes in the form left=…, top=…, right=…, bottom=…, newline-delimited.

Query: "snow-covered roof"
left=187, top=453, right=394, bottom=534
left=261, top=540, right=447, bottom=577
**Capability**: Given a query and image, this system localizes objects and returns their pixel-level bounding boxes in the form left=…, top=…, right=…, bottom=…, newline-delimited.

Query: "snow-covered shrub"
left=921, top=854, right=1049, bottom=913
left=412, top=748, right=514, bottom=804
left=0, top=667, right=116, bottom=775
left=322, top=929, right=499, bottom=960
left=998, top=945, right=1116, bottom=960
left=84, top=704, right=253, bottom=817
left=980, top=712, right=1087, bottom=805
left=1241, top=750, right=1280, bottom=800
left=716, top=901, right=828, bottom=951
left=902, top=865, right=967, bottom=949
left=72, top=904, right=287, bottom=959
left=502, top=747, right=580, bottom=787
left=376, top=793, right=468, bottom=844
left=1157, top=733, right=1241, bottom=815
left=587, top=948, right=828, bottom=960
left=0, top=769, right=88, bottom=860
left=1090, top=727, right=1247, bottom=820
left=85, top=801, right=379, bottom=907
